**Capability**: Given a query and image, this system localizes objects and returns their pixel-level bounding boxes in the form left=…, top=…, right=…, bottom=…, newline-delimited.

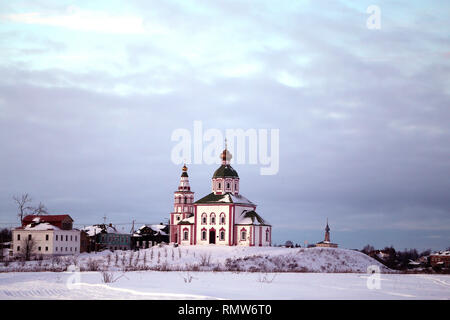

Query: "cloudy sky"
left=1, top=0, right=449, bottom=251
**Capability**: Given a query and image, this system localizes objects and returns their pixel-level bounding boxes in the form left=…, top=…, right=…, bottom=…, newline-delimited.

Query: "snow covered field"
left=1, top=246, right=449, bottom=299
left=0, top=271, right=449, bottom=300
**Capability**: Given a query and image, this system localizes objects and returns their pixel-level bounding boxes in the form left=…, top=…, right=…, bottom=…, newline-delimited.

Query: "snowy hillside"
left=1, top=245, right=391, bottom=273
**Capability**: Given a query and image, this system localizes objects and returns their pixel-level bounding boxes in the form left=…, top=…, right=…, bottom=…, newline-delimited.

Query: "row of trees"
left=361, top=244, right=445, bottom=270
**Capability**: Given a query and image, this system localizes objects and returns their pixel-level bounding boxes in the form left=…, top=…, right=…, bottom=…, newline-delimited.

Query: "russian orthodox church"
left=169, top=146, right=272, bottom=246
left=315, top=219, right=338, bottom=248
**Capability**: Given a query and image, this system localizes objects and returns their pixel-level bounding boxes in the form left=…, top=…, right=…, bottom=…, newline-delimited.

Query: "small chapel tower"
left=324, top=218, right=331, bottom=242
left=169, top=164, right=195, bottom=243
left=316, top=219, right=338, bottom=248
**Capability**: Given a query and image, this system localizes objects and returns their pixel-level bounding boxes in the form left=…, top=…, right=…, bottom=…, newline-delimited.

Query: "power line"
left=73, top=222, right=165, bottom=227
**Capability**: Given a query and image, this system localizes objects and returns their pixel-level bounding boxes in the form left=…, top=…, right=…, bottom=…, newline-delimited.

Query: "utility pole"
left=130, top=220, right=135, bottom=234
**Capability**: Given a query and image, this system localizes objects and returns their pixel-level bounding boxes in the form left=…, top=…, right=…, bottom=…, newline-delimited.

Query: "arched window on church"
left=220, top=213, right=226, bottom=224
left=220, top=230, right=225, bottom=241
left=201, top=230, right=207, bottom=241
left=210, top=213, right=216, bottom=224
left=183, top=230, right=188, bottom=241
left=265, top=229, right=270, bottom=242
left=202, top=213, right=207, bottom=224
left=241, top=230, right=247, bottom=241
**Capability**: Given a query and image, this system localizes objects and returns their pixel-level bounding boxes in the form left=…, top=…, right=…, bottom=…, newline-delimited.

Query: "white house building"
left=170, top=146, right=272, bottom=246
left=12, top=215, right=80, bottom=257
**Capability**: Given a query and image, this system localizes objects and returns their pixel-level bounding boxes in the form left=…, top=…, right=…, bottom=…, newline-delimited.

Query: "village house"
left=12, top=215, right=80, bottom=258
left=429, top=251, right=450, bottom=268
left=83, top=224, right=131, bottom=251
left=132, top=224, right=169, bottom=249
left=79, top=230, right=91, bottom=253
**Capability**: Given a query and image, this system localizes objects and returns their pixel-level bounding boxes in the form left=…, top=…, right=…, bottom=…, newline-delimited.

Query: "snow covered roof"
left=133, top=224, right=169, bottom=236
left=24, top=222, right=60, bottom=231
left=431, top=251, right=450, bottom=256
left=195, top=192, right=254, bottom=205
left=235, top=210, right=270, bottom=226
left=316, top=241, right=338, bottom=245
left=83, top=224, right=122, bottom=236
left=150, top=224, right=166, bottom=231
left=83, top=225, right=104, bottom=237
left=178, top=216, right=195, bottom=225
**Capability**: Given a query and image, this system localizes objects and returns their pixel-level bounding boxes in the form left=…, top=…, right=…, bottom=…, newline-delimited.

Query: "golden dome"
left=221, top=149, right=232, bottom=162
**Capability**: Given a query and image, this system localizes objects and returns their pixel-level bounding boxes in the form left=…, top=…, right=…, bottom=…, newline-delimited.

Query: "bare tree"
left=32, top=202, right=48, bottom=215
left=361, top=244, right=375, bottom=254
left=20, top=236, right=36, bottom=261
left=13, top=194, right=33, bottom=223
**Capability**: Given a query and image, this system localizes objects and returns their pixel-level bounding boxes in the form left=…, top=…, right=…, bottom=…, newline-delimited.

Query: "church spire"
left=324, top=218, right=330, bottom=242
left=181, top=163, right=188, bottom=177
left=170, top=164, right=195, bottom=243
left=178, top=164, right=190, bottom=191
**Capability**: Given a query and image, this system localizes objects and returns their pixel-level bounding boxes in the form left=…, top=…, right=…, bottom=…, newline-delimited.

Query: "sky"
left=0, top=0, right=449, bottom=251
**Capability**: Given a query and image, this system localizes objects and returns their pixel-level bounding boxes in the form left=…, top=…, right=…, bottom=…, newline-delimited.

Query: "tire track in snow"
left=75, top=282, right=222, bottom=300
left=416, top=275, right=450, bottom=288
left=0, top=280, right=221, bottom=300
left=379, top=291, right=416, bottom=298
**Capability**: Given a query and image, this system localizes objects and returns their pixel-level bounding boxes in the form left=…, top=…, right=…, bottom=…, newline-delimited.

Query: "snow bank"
left=0, top=245, right=391, bottom=274
left=222, top=247, right=391, bottom=273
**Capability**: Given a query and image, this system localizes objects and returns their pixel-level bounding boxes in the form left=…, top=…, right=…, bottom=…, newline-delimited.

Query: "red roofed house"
left=13, top=214, right=80, bottom=259
left=21, top=215, right=73, bottom=230
left=430, top=251, right=450, bottom=268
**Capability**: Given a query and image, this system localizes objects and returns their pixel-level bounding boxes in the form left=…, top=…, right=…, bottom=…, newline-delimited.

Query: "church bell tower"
left=169, top=164, right=194, bottom=243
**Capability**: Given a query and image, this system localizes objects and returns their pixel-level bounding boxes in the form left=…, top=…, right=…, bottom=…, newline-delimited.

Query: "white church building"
left=169, top=147, right=272, bottom=246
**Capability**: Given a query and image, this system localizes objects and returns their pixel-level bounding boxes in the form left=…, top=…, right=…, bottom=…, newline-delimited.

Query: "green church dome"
left=212, top=164, right=239, bottom=179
